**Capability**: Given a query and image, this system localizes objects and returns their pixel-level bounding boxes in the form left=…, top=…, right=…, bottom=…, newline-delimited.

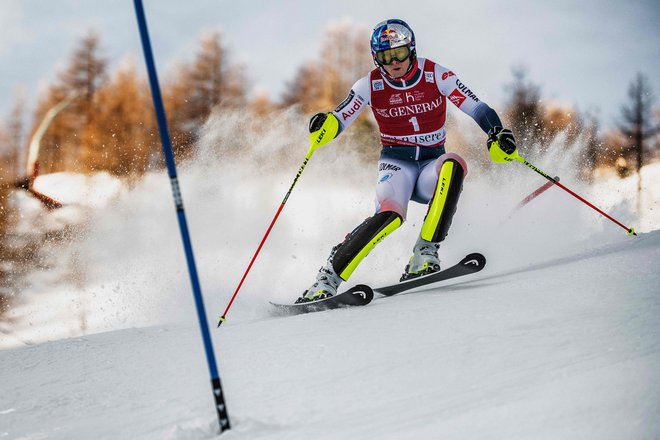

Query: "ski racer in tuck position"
left=298, top=18, right=518, bottom=303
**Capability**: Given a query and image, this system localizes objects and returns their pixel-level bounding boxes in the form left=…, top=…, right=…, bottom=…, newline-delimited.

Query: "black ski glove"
left=487, top=126, right=517, bottom=163
left=309, top=112, right=328, bottom=133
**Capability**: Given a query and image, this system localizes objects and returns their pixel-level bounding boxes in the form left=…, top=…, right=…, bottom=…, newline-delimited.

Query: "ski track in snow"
left=2, top=116, right=660, bottom=438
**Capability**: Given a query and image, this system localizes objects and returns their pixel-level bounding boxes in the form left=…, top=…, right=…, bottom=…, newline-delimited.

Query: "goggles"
left=376, top=46, right=411, bottom=65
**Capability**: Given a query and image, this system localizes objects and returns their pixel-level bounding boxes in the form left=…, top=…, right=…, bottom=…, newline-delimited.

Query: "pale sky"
left=1, top=0, right=659, bottom=131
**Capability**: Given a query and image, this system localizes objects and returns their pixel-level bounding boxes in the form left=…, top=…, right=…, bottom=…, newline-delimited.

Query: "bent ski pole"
left=512, top=152, right=636, bottom=236
left=217, top=115, right=339, bottom=327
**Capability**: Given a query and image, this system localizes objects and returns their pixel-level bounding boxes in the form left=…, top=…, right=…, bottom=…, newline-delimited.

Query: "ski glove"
left=487, top=126, right=518, bottom=163
left=308, top=112, right=340, bottom=150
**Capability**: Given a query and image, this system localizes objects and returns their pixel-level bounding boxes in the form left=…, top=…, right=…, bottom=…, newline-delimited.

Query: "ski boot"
left=296, top=259, right=343, bottom=303
left=400, top=237, right=441, bottom=281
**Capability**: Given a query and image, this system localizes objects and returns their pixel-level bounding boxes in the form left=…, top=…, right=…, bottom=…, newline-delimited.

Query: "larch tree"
left=166, top=31, right=247, bottom=159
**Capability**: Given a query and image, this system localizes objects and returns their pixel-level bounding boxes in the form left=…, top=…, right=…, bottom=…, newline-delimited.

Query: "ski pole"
left=512, top=152, right=636, bottom=236
left=218, top=116, right=339, bottom=327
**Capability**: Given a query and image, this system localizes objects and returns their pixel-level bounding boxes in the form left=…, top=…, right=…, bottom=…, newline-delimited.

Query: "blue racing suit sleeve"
left=471, top=102, right=503, bottom=134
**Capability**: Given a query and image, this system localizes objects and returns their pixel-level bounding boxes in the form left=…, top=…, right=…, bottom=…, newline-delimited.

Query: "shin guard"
left=332, top=211, right=402, bottom=281
left=420, top=158, right=465, bottom=242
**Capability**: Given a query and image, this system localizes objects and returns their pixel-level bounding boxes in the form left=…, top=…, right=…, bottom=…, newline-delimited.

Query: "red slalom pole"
left=513, top=153, right=636, bottom=236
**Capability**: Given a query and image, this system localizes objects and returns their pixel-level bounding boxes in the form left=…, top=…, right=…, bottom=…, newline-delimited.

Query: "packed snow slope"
left=2, top=229, right=659, bottom=440
left=2, top=110, right=659, bottom=439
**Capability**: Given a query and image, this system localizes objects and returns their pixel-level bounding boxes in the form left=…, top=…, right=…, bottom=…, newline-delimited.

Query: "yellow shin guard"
left=420, top=158, right=465, bottom=242
left=332, top=211, right=402, bottom=281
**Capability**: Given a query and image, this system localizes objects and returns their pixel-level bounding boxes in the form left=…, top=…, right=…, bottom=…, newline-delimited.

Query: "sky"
left=1, top=0, right=659, bottom=132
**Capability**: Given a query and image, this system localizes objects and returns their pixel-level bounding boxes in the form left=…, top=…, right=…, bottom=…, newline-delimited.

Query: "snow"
left=31, top=171, right=126, bottom=208
left=1, top=116, right=659, bottom=438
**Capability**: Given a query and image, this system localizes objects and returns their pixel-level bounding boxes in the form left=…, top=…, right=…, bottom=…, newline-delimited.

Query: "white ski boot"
left=400, top=237, right=441, bottom=281
left=296, top=260, right=343, bottom=303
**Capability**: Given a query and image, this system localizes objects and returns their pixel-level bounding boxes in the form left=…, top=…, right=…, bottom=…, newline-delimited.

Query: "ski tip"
left=349, top=284, right=374, bottom=303
left=462, top=253, right=486, bottom=267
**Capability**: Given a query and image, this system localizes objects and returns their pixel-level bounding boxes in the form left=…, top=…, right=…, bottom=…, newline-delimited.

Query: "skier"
left=298, top=18, right=517, bottom=303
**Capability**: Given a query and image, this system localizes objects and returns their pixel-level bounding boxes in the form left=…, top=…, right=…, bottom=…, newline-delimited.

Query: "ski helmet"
left=370, top=19, right=416, bottom=66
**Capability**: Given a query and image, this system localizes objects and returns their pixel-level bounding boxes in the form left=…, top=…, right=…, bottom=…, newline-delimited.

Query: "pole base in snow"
left=212, top=378, right=231, bottom=432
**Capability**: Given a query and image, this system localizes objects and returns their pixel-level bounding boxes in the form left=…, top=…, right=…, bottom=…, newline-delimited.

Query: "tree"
left=578, top=113, right=602, bottom=182
left=503, top=67, right=545, bottom=147
left=618, top=72, right=657, bottom=203
left=166, top=31, right=247, bottom=159
left=279, top=20, right=378, bottom=161
left=249, top=88, right=277, bottom=117
left=542, top=104, right=583, bottom=145
left=5, top=91, right=26, bottom=178
left=281, top=61, right=323, bottom=113
left=30, top=31, right=108, bottom=173
left=0, top=126, right=36, bottom=320
left=0, top=162, right=15, bottom=318
left=91, top=59, right=158, bottom=178
left=281, top=20, right=373, bottom=113
left=503, top=67, right=597, bottom=168
left=61, top=32, right=107, bottom=121
left=63, top=32, right=108, bottom=172
left=317, top=20, right=374, bottom=109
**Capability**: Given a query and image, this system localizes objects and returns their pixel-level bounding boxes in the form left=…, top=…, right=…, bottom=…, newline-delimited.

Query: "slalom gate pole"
left=513, top=152, right=637, bottom=236
left=133, top=0, right=230, bottom=433
left=508, top=176, right=559, bottom=217
left=217, top=148, right=315, bottom=327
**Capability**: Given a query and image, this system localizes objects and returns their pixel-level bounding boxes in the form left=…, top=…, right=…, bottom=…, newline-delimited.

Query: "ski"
left=375, top=253, right=486, bottom=296
left=270, top=284, right=374, bottom=316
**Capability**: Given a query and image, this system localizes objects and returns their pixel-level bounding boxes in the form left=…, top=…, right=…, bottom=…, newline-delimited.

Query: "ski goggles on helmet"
left=375, top=46, right=411, bottom=65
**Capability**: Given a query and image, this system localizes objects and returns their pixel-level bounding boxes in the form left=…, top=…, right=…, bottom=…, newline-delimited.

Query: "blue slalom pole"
left=133, top=0, right=230, bottom=433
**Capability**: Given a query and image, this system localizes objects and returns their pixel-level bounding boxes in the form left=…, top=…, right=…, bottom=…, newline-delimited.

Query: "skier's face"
left=382, top=57, right=411, bottom=78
